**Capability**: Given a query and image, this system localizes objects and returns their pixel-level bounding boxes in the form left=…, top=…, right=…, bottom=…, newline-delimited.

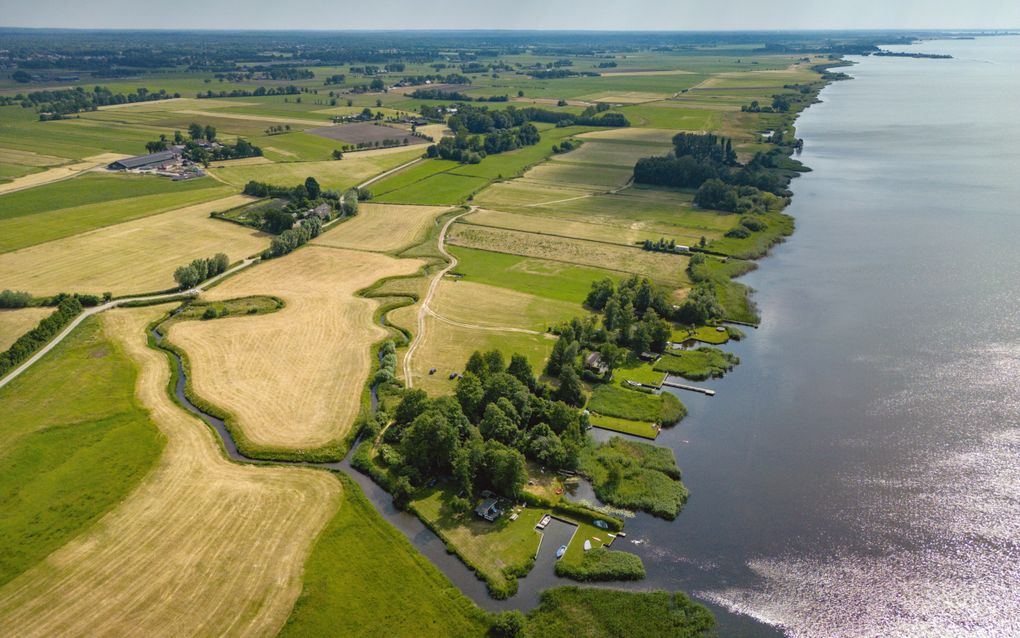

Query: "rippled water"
left=619, top=36, right=1020, bottom=637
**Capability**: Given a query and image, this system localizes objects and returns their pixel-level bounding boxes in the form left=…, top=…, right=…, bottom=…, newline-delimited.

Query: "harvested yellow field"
left=0, top=154, right=127, bottom=195
left=431, top=279, right=578, bottom=332
left=171, top=246, right=423, bottom=450
left=0, top=195, right=267, bottom=296
left=0, top=148, right=66, bottom=167
left=584, top=92, right=668, bottom=103
left=577, top=127, right=677, bottom=145
left=174, top=109, right=328, bottom=129
left=209, top=156, right=275, bottom=168
left=0, top=308, right=50, bottom=351
left=0, top=306, right=341, bottom=638
left=447, top=223, right=690, bottom=286
left=312, top=203, right=451, bottom=253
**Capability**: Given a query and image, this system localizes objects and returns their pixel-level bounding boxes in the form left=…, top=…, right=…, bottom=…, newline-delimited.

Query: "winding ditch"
left=149, top=311, right=574, bottom=612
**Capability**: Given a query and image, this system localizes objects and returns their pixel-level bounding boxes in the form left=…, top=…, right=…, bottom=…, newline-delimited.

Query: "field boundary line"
left=424, top=307, right=546, bottom=336
left=402, top=207, right=472, bottom=388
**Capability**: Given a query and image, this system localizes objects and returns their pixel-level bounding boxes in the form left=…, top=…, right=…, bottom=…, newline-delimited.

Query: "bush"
left=740, top=216, right=768, bottom=232
left=202, top=307, right=217, bottom=320
left=490, top=610, right=526, bottom=637
left=554, top=547, right=645, bottom=581
left=0, top=289, right=32, bottom=308
left=724, top=226, right=751, bottom=239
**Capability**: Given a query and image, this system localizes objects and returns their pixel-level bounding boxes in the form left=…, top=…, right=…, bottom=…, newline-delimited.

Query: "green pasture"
left=449, top=246, right=621, bottom=305
left=0, top=318, right=165, bottom=587
left=280, top=475, right=490, bottom=638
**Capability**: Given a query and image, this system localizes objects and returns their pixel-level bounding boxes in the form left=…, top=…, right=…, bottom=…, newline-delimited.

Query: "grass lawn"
left=588, top=383, right=681, bottom=425
left=590, top=414, right=660, bottom=440
left=376, top=172, right=490, bottom=205
left=671, top=325, right=731, bottom=345
left=411, top=485, right=543, bottom=596
left=613, top=361, right=666, bottom=386
left=561, top=519, right=614, bottom=565
left=527, top=586, right=715, bottom=638
left=209, top=147, right=420, bottom=191
left=579, top=437, right=688, bottom=520
left=653, top=347, right=739, bottom=381
left=367, top=158, right=461, bottom=196
left=0, top=317, right=165, bottom=587
left=449, top=246, right=622, bottom=305
left=280, top=474, right=490, bottom=638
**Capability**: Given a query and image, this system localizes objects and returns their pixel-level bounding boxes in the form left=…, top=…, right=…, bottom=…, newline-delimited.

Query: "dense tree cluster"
left=0, top=289, right=33, bottom=308
left=552, top=138, right=581, bottom=154
left=547, top=278, right=674, bottom=377
left=398, top=73, right=471, bottom=86
left=527, top=69, right=600, bottom=79
left=427, top=123, right=540, bottom=163
left=242, top=177, right=342, bottom=233
left=172, top=253, right=230, bottom=289
left=0, top=296, right=83, bottom=378
left=12, top=85, right=178, bottom=117
left=372, top=350, right=587, bottom=504
left=634, top=132, right=793, bottom=213
left=196, top=85, right=301, bottom=99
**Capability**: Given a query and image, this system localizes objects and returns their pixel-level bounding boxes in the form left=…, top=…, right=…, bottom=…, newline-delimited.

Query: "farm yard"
left=0, top=28, right=839, bottom=638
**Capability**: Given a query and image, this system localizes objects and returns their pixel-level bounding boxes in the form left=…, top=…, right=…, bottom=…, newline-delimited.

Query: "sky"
left=1, top=0, right=1018, bottom=31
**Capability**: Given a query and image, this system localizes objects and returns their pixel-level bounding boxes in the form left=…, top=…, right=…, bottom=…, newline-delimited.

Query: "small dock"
left=662, top=378, right=716, bottom=396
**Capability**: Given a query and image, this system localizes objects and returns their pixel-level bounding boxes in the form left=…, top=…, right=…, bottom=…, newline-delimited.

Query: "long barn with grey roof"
left=108, top=150, right=180, bottom=170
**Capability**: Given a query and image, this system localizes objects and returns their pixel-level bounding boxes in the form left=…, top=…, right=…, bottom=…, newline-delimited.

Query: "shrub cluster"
left=554, top=547, right=646, bottom=581
left=0, top=296, right=82, bottom=377
left=0, top=289, right=32, bottom=308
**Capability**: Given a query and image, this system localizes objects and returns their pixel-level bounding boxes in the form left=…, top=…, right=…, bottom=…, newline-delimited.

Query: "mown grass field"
left=171, top=246, right=423, bottom=452
left=311, top=203, right=452, bottom=253
left=0, top=307, right=50, bottom=351
left=0, top=317, right=164, bottom=588
left=449, top=246, right=622, bottom=305
left=0, top=173, right=231, bottom=253
left=0, top=194, right=266, bottom=295
left=431, top=279, right=581, bottom=332
left=396, top=310, right=556, bottom=394
left=589, top=414, right=660, bottom=440
left=209, top=147, right=421, bottom=190
left=280, top=475, right=491, bottom=638
left=448, top=224, right=690, bottom=287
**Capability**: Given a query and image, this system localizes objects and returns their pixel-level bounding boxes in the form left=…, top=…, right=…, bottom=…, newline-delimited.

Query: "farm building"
left=475, top=498, right=501, bottom=522
left=585, top=351, right=609, bottom=374
left=308, top=203, right=332, bottom=220
left=108, top=150, right=181, bottom=171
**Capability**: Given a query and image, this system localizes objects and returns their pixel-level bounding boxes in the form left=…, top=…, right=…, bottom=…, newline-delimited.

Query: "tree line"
left=0, top=296, right=82, bottom=378
left=427, top=123, right=540, bottom=164
left=2, top=85, right=179, bottom=117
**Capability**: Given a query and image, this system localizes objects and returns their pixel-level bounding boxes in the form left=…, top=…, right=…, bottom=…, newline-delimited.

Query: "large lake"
left=627, top=36, right=1020, bottom=637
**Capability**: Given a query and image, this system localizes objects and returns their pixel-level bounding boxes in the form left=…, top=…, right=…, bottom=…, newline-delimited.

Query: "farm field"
left=0, top=317, right=164, bottom=588
left=0, top=175, right=233, bottom=253
left=447, top=224, right=691, bottom=287
left=311, top=203, right=452, bottom=253
left=0, top=194, right=266, bottom=295
left=169, top=246, right=423, bottom=452
left=449, top=246, right=622, bottom=304
left=0, top=306, right=340, bottom=637
left=0, top=308, right=50, bottom=351
left=0, top=153, right=126, bottom=194
left=279, top=475, right=490, bottom=638
left=430, top=279, right=580, bottom=332
left=306, top=121, right=428, bottom=147
left=463, top=208, right=673, bottom=248
left=399, top=312, right=556, bottom=394
left=208, top=147, right=421, bottom=190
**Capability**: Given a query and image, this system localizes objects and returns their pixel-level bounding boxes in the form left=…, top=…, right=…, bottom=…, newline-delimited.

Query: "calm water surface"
left=627, top=36, right=1020, bottom=637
